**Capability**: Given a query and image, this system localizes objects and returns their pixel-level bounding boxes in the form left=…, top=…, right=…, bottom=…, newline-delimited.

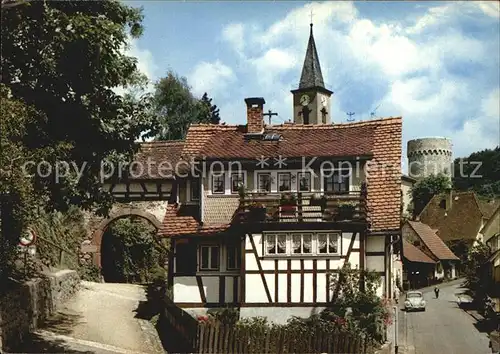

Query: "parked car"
left=404, top=291, right=426, bottom=312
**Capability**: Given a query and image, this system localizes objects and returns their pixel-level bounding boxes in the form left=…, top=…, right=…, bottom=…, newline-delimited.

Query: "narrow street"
left=14, top=281, right=164, bottom=354
left=397, top=280, right=491, bottom=354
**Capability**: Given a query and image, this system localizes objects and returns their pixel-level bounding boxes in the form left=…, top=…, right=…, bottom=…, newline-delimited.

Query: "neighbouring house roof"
left=403, top=240, right=436, bottom=264
left=419, top=191, right=489, bottom=242
left=478, top=199, right=500, bottom=219
left=129, top=141, right=184, bottom=179
left=181, top=117, right=402, bottom=232
left=407, top=221, right=459, bottom=261
left=157, top=204, right=230, bottom=238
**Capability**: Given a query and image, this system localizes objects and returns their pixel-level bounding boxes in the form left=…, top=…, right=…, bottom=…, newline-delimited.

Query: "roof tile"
left=403, top=240, right=436, bottom=263
left=407, top=221, right=459, bottom=261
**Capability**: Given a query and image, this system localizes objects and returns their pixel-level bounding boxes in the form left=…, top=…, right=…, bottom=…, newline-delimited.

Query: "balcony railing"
left=233, top=190, right=367, bottom=224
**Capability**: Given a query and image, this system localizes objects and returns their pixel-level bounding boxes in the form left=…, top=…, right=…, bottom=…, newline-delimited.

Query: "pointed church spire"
left=298, top=23, right=325, bottom=89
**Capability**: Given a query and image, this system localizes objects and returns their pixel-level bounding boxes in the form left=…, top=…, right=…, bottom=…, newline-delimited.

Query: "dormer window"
left=278, top=173, right=291, bottom=192
left=298, top=172, right=311, bottom=192
left=212, top=173, right=225, bottom=194
left=257, top=173, right=272, bottom=193
left=231, top=173, right=245, bottom=194
left=323, top=171, right=349, bottom=194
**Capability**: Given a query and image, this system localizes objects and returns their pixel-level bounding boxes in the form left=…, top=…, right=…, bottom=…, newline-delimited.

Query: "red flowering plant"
left=197, top=314, right=213, bottom=324
left=321, top=263, right=391, bottom=345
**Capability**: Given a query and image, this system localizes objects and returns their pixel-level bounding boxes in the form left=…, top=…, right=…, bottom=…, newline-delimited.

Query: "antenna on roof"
left=346, top=112, right=355, bottom=122
left=370, top=103, right=382, bottom=120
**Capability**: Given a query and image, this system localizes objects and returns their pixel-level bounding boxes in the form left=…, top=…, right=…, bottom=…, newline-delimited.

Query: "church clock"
left=300, top=94, right=310, bottom=106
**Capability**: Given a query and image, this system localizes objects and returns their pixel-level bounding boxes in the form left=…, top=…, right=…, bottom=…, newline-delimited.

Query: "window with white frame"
left=212, top=173, right=225, bottom=194
left=199, top=245, right=220, bottom=270
left=226, top=243, right=241, bottom=270
left=231, top=173, right=245, bottom=194
left=257, top=173, right=272, bottom=193
left=317, top=233, right=339, bottom=254
left=298, top=172, right=311, bottom=192
left=292, top=233, right=312, bottom=254
left=278, top=173, right=291, bottom=192
left=264, top=232, right=341, bottom=256
left=323, top=170, right=350, bottom=193
left=265, top=234, right=287, bottom=255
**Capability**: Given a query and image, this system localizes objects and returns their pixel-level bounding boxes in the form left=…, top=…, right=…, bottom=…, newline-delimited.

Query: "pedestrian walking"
left=434, top=286, right=440, bottom=299
left=394, top=286, right=400, bottom=304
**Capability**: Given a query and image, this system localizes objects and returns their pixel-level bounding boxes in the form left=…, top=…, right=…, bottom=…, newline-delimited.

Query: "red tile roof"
left=130, top=141, right=184, bottom=179
left=157, top=204, right=230, bottom=238
left=182, top=123, right=377, bottom=160
left=403, top=239, right=436, bottom=264
left=407, top=221, right=459, bottom=261
left=181, top=117, right=402, bottom=232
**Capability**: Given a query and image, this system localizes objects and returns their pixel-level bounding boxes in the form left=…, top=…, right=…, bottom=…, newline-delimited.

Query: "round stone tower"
left=407, top=137, right=453, bottom=181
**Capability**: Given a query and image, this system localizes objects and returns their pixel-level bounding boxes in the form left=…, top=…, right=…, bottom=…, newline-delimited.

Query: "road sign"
left=19, top=228, right=37, bottom=247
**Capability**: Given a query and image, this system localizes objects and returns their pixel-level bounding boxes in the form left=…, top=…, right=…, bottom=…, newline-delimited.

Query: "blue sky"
left=124, top=1, right=500, bottom=167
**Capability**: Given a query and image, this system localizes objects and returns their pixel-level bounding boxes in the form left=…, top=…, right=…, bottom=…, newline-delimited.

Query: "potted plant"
left=280, top=192, right=297, bottom=214
left=238, top=183, right=248, bottom=208
left=310, top=193, right=327, bottom=210
left=249, top=202, right=267, bottom=221
left=337, top=201, right=357, bottom=220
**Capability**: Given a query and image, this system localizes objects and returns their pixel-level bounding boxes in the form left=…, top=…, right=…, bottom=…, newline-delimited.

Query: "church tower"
left=291, top=23, right=333, bottom=124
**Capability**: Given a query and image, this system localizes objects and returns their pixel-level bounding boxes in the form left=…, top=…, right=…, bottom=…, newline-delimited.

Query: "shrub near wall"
left=0, top=270, right=80, bottom=352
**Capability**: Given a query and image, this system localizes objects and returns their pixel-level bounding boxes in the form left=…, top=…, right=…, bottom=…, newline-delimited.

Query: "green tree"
left=1, top=1, right=158, bottom=278
left=453, top=147, right=500, bottom=198
left=199, top=92, right=221, bottom=124
left=0, top=87, right=39, bottom=278
left=464, top=242, right=491, bottom=306
left=153, top=71, right=220, bottom=140
left=101, top=217, right=167, bottom=284
left=410, top=173, right=451, bottom=217
left=1, top=0, right=158, bottom=214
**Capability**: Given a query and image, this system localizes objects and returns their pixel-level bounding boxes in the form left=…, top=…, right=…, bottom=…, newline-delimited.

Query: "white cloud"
left=188, top=60, right=236, bottom=97
left=222, top=23, right=245, bottom=56
left=257, top=1, right=357, bottom=47
left=476, top=1, right=500, bottom=18
left=114, top=37, right=158, bottom=96
left=216, top=1, right=498, bottom=160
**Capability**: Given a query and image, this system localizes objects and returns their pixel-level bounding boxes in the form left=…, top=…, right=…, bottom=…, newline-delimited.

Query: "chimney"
left=245, top=97, right=265, bottom=134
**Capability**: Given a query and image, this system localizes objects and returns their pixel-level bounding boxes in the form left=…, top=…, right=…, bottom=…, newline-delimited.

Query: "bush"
left=325, top=263, right=390, bottom=344
left=209, top=307, right=240, bottom=326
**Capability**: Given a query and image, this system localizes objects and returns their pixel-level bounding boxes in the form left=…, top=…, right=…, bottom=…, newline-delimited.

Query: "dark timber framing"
left=107, top=180, right=172, bottom=202
left=196, top=276, right=207, bottom=303
left=169, top=228, right=378, bottom=309
left=248, top=233, right=272, bottom=303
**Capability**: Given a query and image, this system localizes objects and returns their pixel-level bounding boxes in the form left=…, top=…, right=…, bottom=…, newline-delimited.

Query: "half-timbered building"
left=157, top=24, right=402, bottom=323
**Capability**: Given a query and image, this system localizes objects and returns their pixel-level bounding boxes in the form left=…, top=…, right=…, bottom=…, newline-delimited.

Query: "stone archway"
left=81, top=202, right=168, bottom=268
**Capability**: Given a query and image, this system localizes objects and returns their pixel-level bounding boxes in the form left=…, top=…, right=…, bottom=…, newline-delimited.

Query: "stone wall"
left=0, top=270, right=80, bottom=352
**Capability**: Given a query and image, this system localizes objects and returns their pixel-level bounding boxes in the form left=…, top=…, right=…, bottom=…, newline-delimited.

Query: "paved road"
left=397, top=281, right=491, bottom=354
left=14, top=281, right=163, bottom=354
